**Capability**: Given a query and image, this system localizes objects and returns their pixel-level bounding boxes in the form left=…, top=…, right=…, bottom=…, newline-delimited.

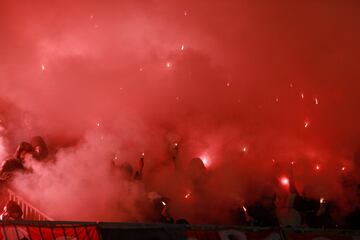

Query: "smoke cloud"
left=0, top=0, right=360, bottom=223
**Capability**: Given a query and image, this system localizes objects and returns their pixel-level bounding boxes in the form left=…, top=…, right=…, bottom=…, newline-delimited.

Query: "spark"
left=96, top=122, right=100, bottom=127
left=304, top=121, right=310, bottom=128
left=301, top=93, right=304, bottom=99
left=341, top=166, right=346, bottom=171
left=242, top=205, right=247, bottom=212
left=291, top=161, right=295, bottom=165
left=181, top=45, right=185, bottom=51
left=200, top=153, right=211, bottom=167
left=242, top=147, right=247, bottom=152
left=184, top=192, right=191, bottom=199
left=166, top=62, right=171, bottom=68
left=114, top=155, right=118, bottom=160
left=174, top=142, right=178, bottom=147
left=320, top=198, right=325, bottom=204
left=141, top=152, right=145, bottom=157
left=315, top=97, right=319, bottom=105
left=315, top=164, right=320, bottom=171
left=41, top=64, right=45, bottom=71
left=226, top=82, right=230, bottom=87
left=280, top=176, right=289, bottom=186
left=161, top=201, right=166, bottom=206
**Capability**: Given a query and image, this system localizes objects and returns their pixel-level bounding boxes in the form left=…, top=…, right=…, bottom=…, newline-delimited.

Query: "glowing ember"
left=315, top=164, right=320, bottom=170
left=315, top=97, right=319, bottom=105
left=341, top=167, right=346, bottom=171
left=320, top=198, right=325, bottom=204
left=181, top=45, right=185, bottom=51
left=96, top=122, right=100, bottom=127
left=304, top=121, right=310, bottom=128
left=41, top=64, right=45, bottom=71
left=184, top=192, right=191, bottom=199
left=242, top=205, right=247, bottom=212
left=280, top=176, right=289, bottom=186
left=161, top=201, right=166, bottom=206
left=290, top=161, right=295, bottom=165
left=301, top=93, right=304, bottom=99
left=200, top=153, right=211, bottom=167
left=242, top=147, right=247, bottom=152
left=166, top=62, right=171, bottom=68
left=141, top=152, right=145, bottom=157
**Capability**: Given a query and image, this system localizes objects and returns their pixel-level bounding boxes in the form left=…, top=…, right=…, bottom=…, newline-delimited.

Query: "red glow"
left=200, top=153, right=211, bottom=167
left=280, top=176, right=289, bottom=186
left=315, top=164, right=320, bottom=171
left=184, top=192, right=191, bottom=199
left=242, top=205, right=247, bottom=212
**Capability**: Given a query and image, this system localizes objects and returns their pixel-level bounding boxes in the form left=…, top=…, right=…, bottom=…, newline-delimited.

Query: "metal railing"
left=6, top=188, right=53, bottom=221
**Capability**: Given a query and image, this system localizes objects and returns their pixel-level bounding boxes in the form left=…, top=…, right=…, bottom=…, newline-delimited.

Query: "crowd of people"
left=0, top=137, right=360, bottom=230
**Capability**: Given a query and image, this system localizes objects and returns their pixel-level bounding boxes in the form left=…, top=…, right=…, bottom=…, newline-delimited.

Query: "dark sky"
left=0, top=0, right=360, bottom=222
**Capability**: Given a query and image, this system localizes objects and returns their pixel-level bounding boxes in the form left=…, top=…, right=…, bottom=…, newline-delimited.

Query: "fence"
left=0, top=221, right=360, bottom=240
left=6, top=188, right=53, bottom=221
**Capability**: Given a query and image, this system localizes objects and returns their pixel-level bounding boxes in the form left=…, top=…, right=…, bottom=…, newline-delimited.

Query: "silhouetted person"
left=30, top=136, right=48, bottom=161
left=0, top=142, right=33, bottom=182
left=0, top=200, right=23, bottom=220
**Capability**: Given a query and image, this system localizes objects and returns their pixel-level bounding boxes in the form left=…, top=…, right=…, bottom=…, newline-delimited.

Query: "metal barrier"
left=0, top=221, right=360, bottom=240
left=6, top=188, right=53, bottom=221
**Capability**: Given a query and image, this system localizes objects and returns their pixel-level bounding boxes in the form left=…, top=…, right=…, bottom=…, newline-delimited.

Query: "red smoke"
left=0, top=0, right=360, bottom=223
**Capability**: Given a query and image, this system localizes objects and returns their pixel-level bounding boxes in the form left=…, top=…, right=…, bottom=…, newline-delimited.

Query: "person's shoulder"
left=1, top=158, right=23, bottom=172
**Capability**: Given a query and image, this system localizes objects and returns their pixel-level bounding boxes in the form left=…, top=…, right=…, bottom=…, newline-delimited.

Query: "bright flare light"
left=161, top=201, right=166, bottom=206
left=304, top=121, right=310, bottom=128
left=184, top=192, right=191, bottom=199
left=301, top=93, right=304, bottom=99
left=41, top=64, right=45, bottom=71
left=315, top=98, right=319, bottom=105
left=341, top=166, right=346, bottom=171
left=181, top=45, right=184, bottom=51
left=166, top=62, right=171, bottom=68
left=242, top=206, right=247, bottom=212
left=280, top=176, right=289, bottom=186
left=315, top=164, right=320, bottom=171
left=200, top=153, right=211, bottom=167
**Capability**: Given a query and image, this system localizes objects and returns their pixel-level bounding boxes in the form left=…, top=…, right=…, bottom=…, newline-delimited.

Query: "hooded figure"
left=0, top=142, right=33, bottom=182
left=31, top=136, right=48, bottom=161
left=0, top=200, right=23, bottom=220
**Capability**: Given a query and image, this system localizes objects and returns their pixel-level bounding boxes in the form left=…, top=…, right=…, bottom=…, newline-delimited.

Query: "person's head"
left=31, top=136, right=48, bottom=160
left=1, top=200, right=23, bottom=220
left=119, top=162, right=134, bottom=181
left=14, top=142, right=33, bottom=162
